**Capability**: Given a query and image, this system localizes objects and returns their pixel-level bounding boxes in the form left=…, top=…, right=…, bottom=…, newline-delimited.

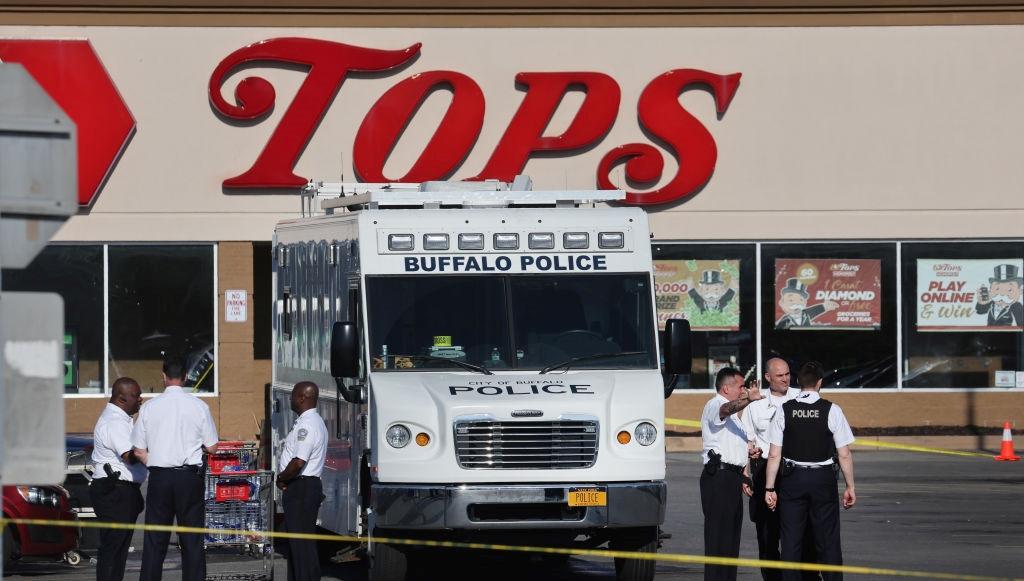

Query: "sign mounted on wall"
left=0, top=39, right=135, bottom=208
left=208, top=38, right=741, bottom=206
left=916, top=259, right=1024, bottom=331
left=653, top=259, right=741, bottom=331
left=774, top=259, right=882, bottom=330
left=224, top=290, right=248, bottom=323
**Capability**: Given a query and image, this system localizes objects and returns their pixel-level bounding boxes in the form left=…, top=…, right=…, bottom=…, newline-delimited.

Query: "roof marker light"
left=598, top=232, right=625, bottom=249
left=423, top=233, right=449, bottom=251
left=458, top=233, right=485, bottom=251
left=563, top=232, right=589, bottom=249
left=388, top=234, right=414, bottom=252
left=493, top=233, right=519, bottom=250
left=528, top=232, right=555, bottom=250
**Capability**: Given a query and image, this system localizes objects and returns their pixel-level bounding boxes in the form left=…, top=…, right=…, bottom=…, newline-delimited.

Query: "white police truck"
left=271, top=178, right=691, bottom=581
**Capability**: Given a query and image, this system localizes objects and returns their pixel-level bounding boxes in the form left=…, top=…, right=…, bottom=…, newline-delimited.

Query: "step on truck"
left=270, top=177, right=692, bottom=581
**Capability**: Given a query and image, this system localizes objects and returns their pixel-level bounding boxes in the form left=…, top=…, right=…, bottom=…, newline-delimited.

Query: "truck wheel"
left=611, top=526, right=658, bottom=581
left=369, top=541, right=408, bottom=581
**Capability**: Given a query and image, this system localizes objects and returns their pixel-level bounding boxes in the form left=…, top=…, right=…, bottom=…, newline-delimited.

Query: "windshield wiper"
left=389, top=354, right=493, bottom=375
left=539, top=351, right=648, bottom=374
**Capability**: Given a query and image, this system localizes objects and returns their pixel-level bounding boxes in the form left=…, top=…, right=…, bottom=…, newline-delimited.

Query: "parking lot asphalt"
left=4, top=451, right=1022, bottom=580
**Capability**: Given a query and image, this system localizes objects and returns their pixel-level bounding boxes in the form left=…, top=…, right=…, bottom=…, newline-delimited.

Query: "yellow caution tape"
left=666, top=417, right=994, bottom=458
left=664, top=417, right=701, bottom=429
left=851, top=439, right=992, bottom=458
left=1, top=517, right=1019, bottom=581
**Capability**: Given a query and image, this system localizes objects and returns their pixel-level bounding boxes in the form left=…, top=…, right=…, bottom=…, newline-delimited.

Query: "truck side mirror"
left=331, top=321, right=364, bottom=404
left=330, top=321, right=359, bottom=378
left=662, top=318, right=692, bottom=398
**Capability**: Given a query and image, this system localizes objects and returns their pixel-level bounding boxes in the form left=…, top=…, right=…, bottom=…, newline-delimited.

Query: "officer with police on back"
left=764, top=362, right=857, bottom=581
left=742, top=356, right=819, bottom=581
left=276, top=381, right=328, bottom=581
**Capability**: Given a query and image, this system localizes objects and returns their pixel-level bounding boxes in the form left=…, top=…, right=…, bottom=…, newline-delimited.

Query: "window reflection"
left=2, top=245, right=104, bottom=394
left=108, top=245, right=215, bottom=393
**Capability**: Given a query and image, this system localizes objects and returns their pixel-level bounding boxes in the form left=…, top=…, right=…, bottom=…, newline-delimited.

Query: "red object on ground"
left=994, top=421, right=1021, bottom=461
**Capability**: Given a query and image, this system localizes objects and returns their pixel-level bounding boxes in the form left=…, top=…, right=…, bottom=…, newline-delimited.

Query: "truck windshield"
left=366, top=274, right=656, bottom=372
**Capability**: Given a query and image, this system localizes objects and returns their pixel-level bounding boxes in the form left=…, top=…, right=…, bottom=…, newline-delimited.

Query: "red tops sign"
left=0, top=39, right=135, bottom=208
left=209, top=38, right=741, bottom=206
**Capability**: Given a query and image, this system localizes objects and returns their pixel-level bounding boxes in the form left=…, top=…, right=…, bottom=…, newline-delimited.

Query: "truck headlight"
left=385, top=425, right=412, bottom=448
left=634, top=422, right=658, bottom=446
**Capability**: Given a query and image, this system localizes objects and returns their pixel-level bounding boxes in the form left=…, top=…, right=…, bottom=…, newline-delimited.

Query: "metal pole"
left=1, top=208, right=6, bottom=577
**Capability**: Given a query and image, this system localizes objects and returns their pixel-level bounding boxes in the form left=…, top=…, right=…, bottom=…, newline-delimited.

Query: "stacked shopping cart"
left=204, top=442, right=274, bottom=581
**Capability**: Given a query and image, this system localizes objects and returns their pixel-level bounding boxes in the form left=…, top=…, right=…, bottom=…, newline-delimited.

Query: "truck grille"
left=454, top=420, right=599, bottom=469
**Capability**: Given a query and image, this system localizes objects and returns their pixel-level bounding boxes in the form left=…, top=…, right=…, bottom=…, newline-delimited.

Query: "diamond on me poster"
left=774, top=259, right=882, bottom=330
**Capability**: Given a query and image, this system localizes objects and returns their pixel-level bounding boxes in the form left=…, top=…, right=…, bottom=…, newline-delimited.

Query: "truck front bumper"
left=372, top=481, right=666, bottom=530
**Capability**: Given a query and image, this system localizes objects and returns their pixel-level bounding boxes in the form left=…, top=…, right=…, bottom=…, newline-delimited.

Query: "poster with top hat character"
left=917, top=259, right=1024, bottom=331
left=653, top=259, right=740, bottom=331
left=774, top=259, right=882, bottom=330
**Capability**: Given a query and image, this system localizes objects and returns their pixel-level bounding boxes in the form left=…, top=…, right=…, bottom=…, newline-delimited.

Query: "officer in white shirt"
left=131, top=356, right=219, bottom=581
left=765, top=362, right=857, bottom=581
left=276, top=381, right=328, bottom=581
left=700, top=367, right=762, bottom=581
left=740, top=357, right=804, bottom=581
left=90, top=377, right=148, bottom=581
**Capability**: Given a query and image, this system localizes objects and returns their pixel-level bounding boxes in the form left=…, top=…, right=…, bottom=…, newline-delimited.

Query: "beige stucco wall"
left=0, top=25, right=1021, bottom=241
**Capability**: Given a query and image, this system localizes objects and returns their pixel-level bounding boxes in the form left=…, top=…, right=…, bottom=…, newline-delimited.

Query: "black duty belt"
left=784, top=460, right=832, bottom=470
left=151, top=465, right=202, bottom=473
left=93, top=478, right=141, bottom=488
left=293, top=475, right=321, bottom=480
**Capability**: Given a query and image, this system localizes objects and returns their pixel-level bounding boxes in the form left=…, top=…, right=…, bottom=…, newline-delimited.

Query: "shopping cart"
left=204, top=470, right=274, bottom=581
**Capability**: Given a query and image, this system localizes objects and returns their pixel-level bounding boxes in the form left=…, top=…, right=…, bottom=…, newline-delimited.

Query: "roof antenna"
left=340, top=150, right=345, bottom=196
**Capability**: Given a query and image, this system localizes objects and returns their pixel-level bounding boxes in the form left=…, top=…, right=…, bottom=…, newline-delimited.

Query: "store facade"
left=2, top=3, right=1023, bottom=436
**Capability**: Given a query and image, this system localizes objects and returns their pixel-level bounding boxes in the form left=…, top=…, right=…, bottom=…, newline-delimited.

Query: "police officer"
left=741, top=357, right=802, bottom=581
left=276, top=381, right=327, bottom=581
left=764, top=362, right=856, bottom=581
left=131, top=356, right=219, bottom=581
left=90, top=377, right=147, bottom=581
left=701, top=367, right=762, bottom=581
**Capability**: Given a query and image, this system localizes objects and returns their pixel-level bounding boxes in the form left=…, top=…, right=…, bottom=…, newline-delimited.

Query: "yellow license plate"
left=568, top=488, right=607, bottom=507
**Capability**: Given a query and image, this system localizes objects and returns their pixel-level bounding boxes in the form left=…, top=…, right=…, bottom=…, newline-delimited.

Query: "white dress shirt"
left=701, top=393, right=750, bottom=466
left=767, top=391, right=856, bottom=466
left=279, top=408, right=327, bottom=478
left=92, top=403, right=148, bottom=483
left=131, top=385, right=219, bottom=468
left=741, top=387, right=801, bottom=455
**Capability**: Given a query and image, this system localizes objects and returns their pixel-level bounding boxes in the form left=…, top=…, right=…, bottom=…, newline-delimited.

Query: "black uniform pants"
left=700, top=466, right=743, bottom=581
left=779, top=467, right=843, bottom=581
left=90, top=478, right=144, bottom=581
left=140, top=467, right=205, bottom=581
left=283, top=476, right=324, bottom=581
left=750, top=460, right=821, bottom=581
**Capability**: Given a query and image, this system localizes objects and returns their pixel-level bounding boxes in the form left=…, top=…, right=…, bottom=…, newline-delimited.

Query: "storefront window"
left=2, top=245, right=105, bottom=395
left=652, top=243, right=757, bottom=389
left=108, top=245, right=215, bottom=393
left=902, top=241, right=1024, bottom=388
left=761, top=243, right=897, bottom=388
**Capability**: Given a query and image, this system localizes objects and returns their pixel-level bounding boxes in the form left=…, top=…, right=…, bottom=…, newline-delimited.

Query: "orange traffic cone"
left=994, top=421, right=1020, bottom=461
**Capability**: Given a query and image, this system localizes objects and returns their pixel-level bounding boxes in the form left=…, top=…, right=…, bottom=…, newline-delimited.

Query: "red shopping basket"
left=214, top=480, right=253, bottom=502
